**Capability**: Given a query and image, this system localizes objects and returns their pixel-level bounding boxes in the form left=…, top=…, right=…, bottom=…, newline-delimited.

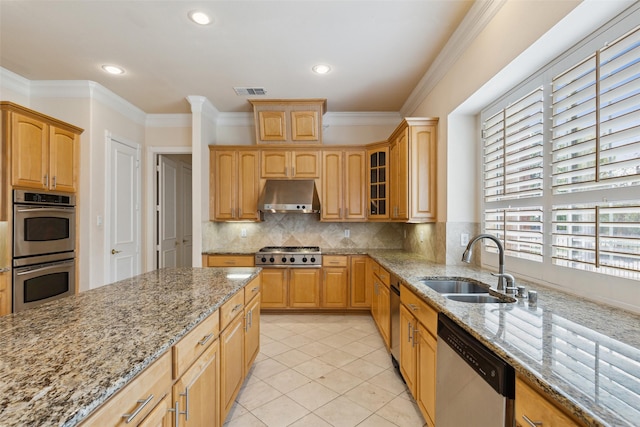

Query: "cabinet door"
left=244, top=295, right=261, bottom=373
left=417, top=324, right=437, bottom=427
left=261, top=151, right=289, bottom=178
left=258, top=111, right=286, bottom=141
left=291, top=111, right=319, bottom=141
left=49, top=125, right=78, bottom=192
left=399, top=305, right=417, bottom=397
left=291, top=151, right=320, bottom=178
left=0, top=272, right=10, bottom=317
left=138, top=394, right=172, bottom=427
left=390, top=129, right=408, bottom=220
left=220, top=314, right=244, bottom=424
left=322, top=267, right=348, bottom=308
left=172, top=340, right=220, bottom=427
left=344, top=150, right=366, bottom=219
left=11, top=112, right=48, bottom=190
left=378, top=284, right=391, bottom=348
left=237, top=150, right=260, bottom=220
left=212, top=150, right=236, bottom=220
left=368, top=147, right=389, bottom=219
left=515, top=376, right=581, bottom=427
left=289, top=268, right=320, bottom=307
left=409, top=125, right=437, bottom=222
left=321, top=151, right=342, bottom=220
left=260, top=269, right=288, bottom=308
left=350, top=255, right=370, bottom=308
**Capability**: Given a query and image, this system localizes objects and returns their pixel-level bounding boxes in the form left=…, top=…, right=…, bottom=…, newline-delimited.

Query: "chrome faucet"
left=461, top=234, right=515, bottom=292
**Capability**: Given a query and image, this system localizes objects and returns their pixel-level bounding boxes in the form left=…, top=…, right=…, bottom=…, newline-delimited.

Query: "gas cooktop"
left=255, top=246, right=322, bottom=267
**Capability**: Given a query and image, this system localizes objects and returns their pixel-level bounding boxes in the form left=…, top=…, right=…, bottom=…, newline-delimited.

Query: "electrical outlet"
left=419, top=231, right=424, bottom=242
left=344, top=229, right=350, bottom=238
left=241, top=228, right=247, bottom=238
left=461, top=233, right=470, bottom=246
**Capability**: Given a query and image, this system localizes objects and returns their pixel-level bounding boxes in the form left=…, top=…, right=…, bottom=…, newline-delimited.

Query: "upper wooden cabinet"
left=210, top=147, right=261, bottom=221
left=1, top=102, right=82, bottom=194
left=249, top=99, right=326, bottom=144
left=261, top=149, right=320, bottom=179
left=367, top=143, right=389, bottom=220
left=321, top=149, right=366, bottom=221
left=388, top=118, right=438, bottom=223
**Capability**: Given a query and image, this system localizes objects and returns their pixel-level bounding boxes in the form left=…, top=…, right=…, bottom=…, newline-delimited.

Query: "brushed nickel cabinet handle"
left=198, top=333, right=214, bottom=346
left=408, top=303, right=419, bottom=311
left=180, top=387, right=190, bottom=421
left=232, top=303, right=243, bottom=312
left=123, top=394, right=154, bottom=423
left=168, top=400, right=180, bottom=427
left=522, top=415, right=543, bottom=427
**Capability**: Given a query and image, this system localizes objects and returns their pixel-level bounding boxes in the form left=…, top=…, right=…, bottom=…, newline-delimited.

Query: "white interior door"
left=109, top=138, right=140, bottom=282
left=159, top=156, right=178, bottom=268
left=180, top=163, right=193, bottom=267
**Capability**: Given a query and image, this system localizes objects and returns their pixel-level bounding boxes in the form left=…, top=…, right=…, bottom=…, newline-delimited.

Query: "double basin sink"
left=419, top=278, right=516, bottom=304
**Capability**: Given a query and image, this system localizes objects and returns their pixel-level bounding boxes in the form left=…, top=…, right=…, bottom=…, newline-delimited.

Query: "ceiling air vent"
left=233, top=87, right=267, bottom=96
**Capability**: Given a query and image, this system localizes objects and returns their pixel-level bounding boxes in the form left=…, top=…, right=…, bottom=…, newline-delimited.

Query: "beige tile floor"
left=225, top=313, right=427, bottom=427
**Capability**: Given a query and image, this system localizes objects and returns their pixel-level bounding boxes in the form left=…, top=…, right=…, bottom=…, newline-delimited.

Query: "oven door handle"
left=16, top=262, right=73, bottom=276
left=16, top=207, right=75, bottom=213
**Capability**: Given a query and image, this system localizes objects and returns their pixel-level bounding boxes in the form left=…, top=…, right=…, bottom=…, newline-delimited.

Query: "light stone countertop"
left=366, top=250, right=640, bottom=427
left=0, top=267, right=261, bottom=427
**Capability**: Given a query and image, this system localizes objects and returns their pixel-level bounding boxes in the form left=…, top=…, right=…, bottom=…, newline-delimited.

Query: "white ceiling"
left=0, top=1, right=474, bottom=114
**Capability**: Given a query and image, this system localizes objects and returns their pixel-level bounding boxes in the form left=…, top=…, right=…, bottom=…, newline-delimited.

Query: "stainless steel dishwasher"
left=435, top=313, right=515, bottom=427
left=389, top=274, right=401, bottom=370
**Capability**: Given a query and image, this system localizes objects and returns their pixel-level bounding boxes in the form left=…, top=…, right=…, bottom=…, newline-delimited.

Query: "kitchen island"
left=0, top=267, right=260, bottom=427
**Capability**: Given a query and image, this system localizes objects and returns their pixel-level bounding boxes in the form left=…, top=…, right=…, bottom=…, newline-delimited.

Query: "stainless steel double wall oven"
left=12, top=190, right=76, bottom=312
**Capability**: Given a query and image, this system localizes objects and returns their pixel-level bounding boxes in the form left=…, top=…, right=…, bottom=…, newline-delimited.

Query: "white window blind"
left=484, top=207, right=543, bottom=262
left=552, top=201, right=640, bottom=280
left=552, top=27, right=640, bottom=194
left=483, top=87, right=544, bottom=202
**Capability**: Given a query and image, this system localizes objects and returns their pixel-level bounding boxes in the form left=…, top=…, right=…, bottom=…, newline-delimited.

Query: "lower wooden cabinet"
left=0, top=272, right=10, bottom=317
left=220, top=311, right=245, bottom=424
left=515, top=376, right=583, bottom=427
left=290, top=268, right=321, bottom=307
left=400, top=285, right=438, bottom=427
left=171, top=340, right=220, bottom=427
left=349, top=255, right=370, bottom=308
left=372, top=279, right=390, bottom=348
left=260, top=268, right=288, bottom=308
left=244, top=292, right=261, bottom=373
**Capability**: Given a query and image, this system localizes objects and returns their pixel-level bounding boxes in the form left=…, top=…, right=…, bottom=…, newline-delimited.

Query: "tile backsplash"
left=203, top=214, right=405, bottom=252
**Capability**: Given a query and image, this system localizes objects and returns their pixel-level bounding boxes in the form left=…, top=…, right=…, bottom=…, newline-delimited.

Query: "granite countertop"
left=367, top=250, right=640, bottom=427
left=0, top=267, right=261, bottom=427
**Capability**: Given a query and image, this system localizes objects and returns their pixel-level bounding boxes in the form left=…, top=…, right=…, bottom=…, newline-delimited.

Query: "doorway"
left=156, top=154, right=193, bottom=268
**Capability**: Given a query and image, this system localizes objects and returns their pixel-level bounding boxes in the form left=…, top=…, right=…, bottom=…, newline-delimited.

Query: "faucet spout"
left=461, top=234, right=509, bottom=291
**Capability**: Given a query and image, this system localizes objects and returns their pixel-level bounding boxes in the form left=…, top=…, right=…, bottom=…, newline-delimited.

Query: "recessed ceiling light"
left=188, top=10, right=212, bottom=25
left=312, top=64, right=332, bottom=74
left=101, top=65, right=125, bottom=75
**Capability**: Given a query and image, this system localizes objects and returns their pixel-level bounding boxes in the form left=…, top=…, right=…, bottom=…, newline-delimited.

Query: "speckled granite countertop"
left=0, top=267, right=260, bottom=427
left=366, top=250, right=640, bottom=427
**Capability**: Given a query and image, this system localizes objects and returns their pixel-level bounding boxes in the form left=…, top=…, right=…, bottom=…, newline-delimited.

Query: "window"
left=482, top=20, right=640, bottom=282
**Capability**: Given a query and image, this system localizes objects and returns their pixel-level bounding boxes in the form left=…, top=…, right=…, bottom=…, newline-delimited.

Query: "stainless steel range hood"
left=258, top=179, right=321, bottom=213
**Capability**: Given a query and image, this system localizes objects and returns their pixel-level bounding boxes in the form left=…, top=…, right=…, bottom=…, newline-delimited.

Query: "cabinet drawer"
left=375, top=266, right=390, bottom=287
left=207, top=255, right=254, bottom=267
left=172, top=311, right=220, bottom=379
left=515, top=376, right=583, bottom=427
left=323, top=255, right=348, bottom=267
left=245, top=276, right=261, bottom=304
left=81, top=351, right=172, bottom=426
left=220, top=290, right=245, bottom=330
left=401, top=285, right=437, bottom=336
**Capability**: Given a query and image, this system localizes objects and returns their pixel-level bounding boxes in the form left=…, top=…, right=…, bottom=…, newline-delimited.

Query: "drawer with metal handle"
left=172, top=311, right=220, bottom=379
left=220, top=290, right=245, bottom=330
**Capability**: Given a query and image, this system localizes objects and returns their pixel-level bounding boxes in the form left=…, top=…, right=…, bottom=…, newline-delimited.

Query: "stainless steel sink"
left=419, top=279, right=488, bottom=294
left=445, top=294, right=516, bottom=304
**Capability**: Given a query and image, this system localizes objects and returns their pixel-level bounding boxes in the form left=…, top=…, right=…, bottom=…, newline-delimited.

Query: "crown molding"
left=29, top=79, right=147, bottom=125
left=0, top=67, right=31, bottom=98
left=400, top=0, right=507, bottom=116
